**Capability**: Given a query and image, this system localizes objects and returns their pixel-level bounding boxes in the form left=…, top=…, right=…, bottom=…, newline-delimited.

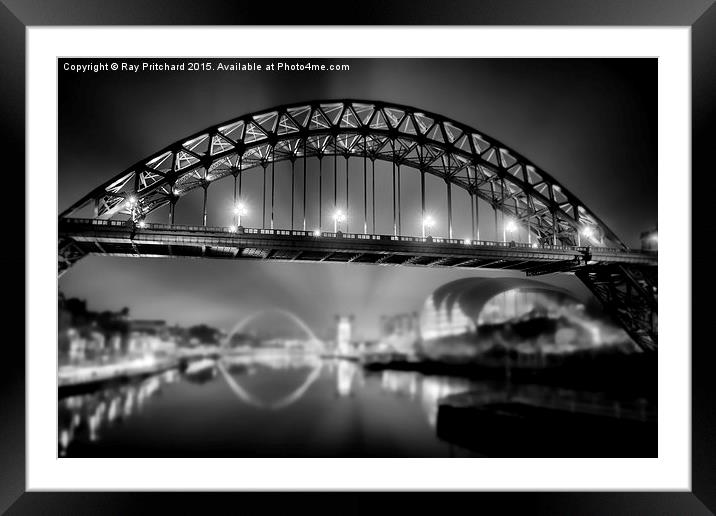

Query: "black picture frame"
left=2, top=1, right=711, bottom=514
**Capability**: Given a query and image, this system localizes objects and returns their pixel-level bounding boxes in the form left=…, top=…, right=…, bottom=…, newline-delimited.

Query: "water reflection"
left=380, top=371, right=473, bottom=427
left=58, top=369, right=179, bottom=456
left=218, top=351, right=324, bottom=410
left=58, top=353, right=654, bottom=457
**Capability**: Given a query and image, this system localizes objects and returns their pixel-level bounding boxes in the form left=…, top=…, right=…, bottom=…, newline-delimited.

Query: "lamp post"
left=505, top=219, right=517, bottom=242
left=234, top=202, right=248, bottom=228
left=422, top=215, right=435, bottom=238
left=126, top=195, right=144, bottom=226
left=581, top=226, right=594, bottom=244
left=333, top=209, right=346, bottom=233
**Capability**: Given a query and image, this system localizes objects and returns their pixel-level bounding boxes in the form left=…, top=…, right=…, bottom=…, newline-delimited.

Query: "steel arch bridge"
left=58, top=99, right=657, bottom=351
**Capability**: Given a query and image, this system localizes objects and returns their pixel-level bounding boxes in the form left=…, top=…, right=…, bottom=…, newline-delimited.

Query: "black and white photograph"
left=57, top=57, right=658, bottom=458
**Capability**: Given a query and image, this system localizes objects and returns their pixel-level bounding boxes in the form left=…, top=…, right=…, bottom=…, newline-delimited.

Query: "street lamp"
left=233, top=202, right=248, bottom=227
left=333, top=209, right=346, bottom=233
left=505, top=219, right=517, bottom=242
left=422, top=215, right=435, bottom=238
left=579, top=226, right=595, bottom=246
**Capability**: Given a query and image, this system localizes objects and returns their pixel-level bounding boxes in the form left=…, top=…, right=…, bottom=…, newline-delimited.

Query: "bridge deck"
left=59, top=218, right=657, bottom=274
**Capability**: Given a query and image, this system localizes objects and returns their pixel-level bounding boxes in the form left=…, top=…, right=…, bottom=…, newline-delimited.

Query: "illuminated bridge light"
left=422, top=215, right=435, bottom=237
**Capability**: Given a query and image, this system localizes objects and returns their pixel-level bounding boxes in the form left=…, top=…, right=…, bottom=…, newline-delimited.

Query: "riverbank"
left=58, top=356, right=180, bottom=397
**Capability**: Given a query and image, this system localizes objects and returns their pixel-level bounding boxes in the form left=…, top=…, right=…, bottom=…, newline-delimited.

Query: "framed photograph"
left=3, top=0, right=711, bottom=513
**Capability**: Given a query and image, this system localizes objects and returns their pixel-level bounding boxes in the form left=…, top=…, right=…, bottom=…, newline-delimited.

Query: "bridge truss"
left=58, top=99, right=657, bottom=351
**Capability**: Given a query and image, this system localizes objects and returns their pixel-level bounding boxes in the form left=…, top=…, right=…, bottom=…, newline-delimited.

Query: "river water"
left=59, top=353, right=482, bottom=457
left=58, top=350, right=657, bottom=457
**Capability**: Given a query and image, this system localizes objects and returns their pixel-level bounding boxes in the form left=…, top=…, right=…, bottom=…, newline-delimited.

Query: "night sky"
left=58, top=58, right=656, bottom=337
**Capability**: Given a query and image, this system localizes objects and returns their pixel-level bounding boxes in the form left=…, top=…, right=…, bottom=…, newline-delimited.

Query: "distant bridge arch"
left=223, top=308, right=323, bottom=352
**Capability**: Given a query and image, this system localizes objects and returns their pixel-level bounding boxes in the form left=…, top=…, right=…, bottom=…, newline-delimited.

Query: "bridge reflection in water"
left=58, top=351, right=655, bottom=458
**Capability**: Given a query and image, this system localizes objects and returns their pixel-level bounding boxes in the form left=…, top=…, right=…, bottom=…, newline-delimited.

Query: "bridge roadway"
left=59, top=218, right=657, bottom=275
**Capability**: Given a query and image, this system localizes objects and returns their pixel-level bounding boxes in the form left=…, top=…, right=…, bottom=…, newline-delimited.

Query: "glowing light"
left=532, top=242, right=539, bottom=248
left=464, top=239, right=471, bottom=245
left=422, top=215, right=435, bottom=237
left=581, top=226, right=594, bottom=239
left=233, top=202, right=248, bottom=226
left=505, top=220, right=518, bottom=233
left=313, top=229, right=321, bottom=237
left=137, top=221, right=147, bottom=228
left=651, top=233, right=658, bottom=243
left=228, top=225, right=237, bottom=233
left=233, top=202, right=248, bottom=216
left=333, top=210, right=346, bottom=232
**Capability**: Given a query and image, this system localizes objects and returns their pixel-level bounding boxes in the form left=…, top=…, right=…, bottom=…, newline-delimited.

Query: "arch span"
left=223, top=308, right=323, bottom=351
left=60, top=99, right=624, bottom=248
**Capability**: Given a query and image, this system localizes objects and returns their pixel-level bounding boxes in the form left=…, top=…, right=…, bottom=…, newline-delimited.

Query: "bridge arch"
left=60, top=99, right=624, bottom=248
left=223, top=308, right=323, bottom=352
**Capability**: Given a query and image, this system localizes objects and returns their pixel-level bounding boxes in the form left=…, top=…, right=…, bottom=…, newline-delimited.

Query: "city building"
left=335, top=315, right=354, bottom=355
left=127, top=319, right=176, bottom=356
left=378, top=312, right=421, bottom=355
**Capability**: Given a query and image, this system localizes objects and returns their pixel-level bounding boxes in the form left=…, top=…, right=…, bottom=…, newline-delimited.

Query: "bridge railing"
left=60, top=217, right=639, bottom=255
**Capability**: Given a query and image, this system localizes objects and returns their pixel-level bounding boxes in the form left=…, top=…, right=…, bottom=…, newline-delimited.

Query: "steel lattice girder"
left=575, top=264, right=658, bottom=352
left=58, top=237, right=88, bottom=277
left=59, top=99, right=624, bottom=248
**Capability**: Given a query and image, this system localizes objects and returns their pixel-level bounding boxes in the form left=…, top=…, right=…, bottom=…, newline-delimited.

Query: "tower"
left=335, top=315, right=354, bottom=355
